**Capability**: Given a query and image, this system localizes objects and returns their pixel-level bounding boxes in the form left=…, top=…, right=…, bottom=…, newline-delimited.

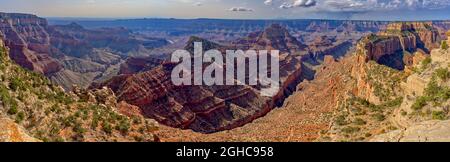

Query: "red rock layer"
left=0, top=13, right=62, bottom=75
left=95, top=25, right=305, bottom=133
left=233, top=24, right=308, bottom=53
left=364, top=22, right=440, bottom=61
left=119, top=57, right=164, bottom=74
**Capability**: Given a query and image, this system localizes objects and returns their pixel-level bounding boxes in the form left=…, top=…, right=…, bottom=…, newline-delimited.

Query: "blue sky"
left=1, top=0, right=450, bottom=20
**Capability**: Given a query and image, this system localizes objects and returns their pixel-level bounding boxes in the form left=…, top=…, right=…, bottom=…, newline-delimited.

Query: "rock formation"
left=233, top=24, right=308, bottom=55
left=93, top=25, right=305, bottom=133
left=359, top=22, right=441, bottom=70
left=0, top=13, right=62, bottom=75
left=119, top=57, right=164, bottom=75
left=371, top=47, right=449, bottom=142
left=0, top=38, right=159, bottom=142
left=0, top=117, right=40, bottom=142
left=0, top=12, right=169, bottom=90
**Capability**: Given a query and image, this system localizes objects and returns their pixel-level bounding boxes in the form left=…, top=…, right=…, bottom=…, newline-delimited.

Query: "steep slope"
left=316, top=29, right=449, bottom=142
left=119, top=57, right=164, bottom=75
left=233, top=24, right=308, bottom=55
left=93, top=25, right=305, bottom=133
left=0, top=13, right=62, bottom=75
left=360, top=22, right=441, bottom=70
left=0, top=38, right=159, bottom=142
left=0, top=13, right=169, bottom=90
left=371, top=45, right=450, bottom=142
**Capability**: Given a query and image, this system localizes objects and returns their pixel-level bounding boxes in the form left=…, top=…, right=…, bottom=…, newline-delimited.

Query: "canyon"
left=0, top=13, right=169, bottom=90
left=93, top=24, right=305, bottom=133
left=1, top=12, right=450, bottom=142
left=360, top=22, right=441, bottom=70
left=0, top=37, right=159, bottom=142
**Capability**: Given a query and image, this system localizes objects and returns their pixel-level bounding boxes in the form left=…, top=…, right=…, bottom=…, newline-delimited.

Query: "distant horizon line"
left=45, top=17, right=450, bottom=22
left=2, top=11, right=450, bottom=22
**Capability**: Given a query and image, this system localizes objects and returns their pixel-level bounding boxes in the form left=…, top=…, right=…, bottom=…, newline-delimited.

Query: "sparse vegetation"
left=0, top=42, right=159, bottom=142
left=15, top=111, right=25, bottom=123
left=435, top=68, right=449, bottom=81
left=432, top=111, right=447, bottom=120
left=421, top=57, right=432, bottom=70
left=341, top=126, right=361, bottom=134
left=442, top=41, right=449, bottom=50
left=102, top=122, right=113, bottom=134
left=372, top=113, right=385, bottom=122
left=353, top=118, right=367, bottom=125
left=335, top=115, right=348, bottom=126
left=401, top=110, right=408, bottom=116
left=412, top=76, right=450, bottom=111
left=382, top=97, right=404, bottom=107
left=412, top=96, right=429, bottom=111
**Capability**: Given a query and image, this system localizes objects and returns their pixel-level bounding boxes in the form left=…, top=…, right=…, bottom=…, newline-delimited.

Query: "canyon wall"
left=359, top=22, right=441, bottom=70
left=0, top=13, right=62, bottom=75
left=94, top=25, right=305, bottom=133
left=0, top=12, right=169, bottom=90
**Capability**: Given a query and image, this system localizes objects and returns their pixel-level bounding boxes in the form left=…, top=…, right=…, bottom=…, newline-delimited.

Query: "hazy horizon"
left=1, top=0, right=450, bottom=21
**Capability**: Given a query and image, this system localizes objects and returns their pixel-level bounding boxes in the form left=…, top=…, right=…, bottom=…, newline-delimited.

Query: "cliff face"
left=94, top=25, right=305, bottom=133
left=1, top=38, right=159, bottom=142
left=307, top=35, right=353, bottom=61
left=234, top=24, right=308, bottom=54
left=371, top=47, right=450, bottom=142
left=0, top=12, right=169, bottom=90
left=360, top=22, right=441, bottom=70
left=119, top=57, right=164, bottom=75
left=0, top=13, right=62, bottom=75
left=385, top=22, right=440, bottom=51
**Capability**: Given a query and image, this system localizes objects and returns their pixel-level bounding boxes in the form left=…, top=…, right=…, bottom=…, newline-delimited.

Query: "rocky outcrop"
left=0, top=117, right=40, bottom=142
left=119, top=57, right=164, bottom=74
left=94, top=25, right=305, bottom=133
left=233, top=24, right=308, bottom=54
left=359, top=22, right=441, bottom=70
left=371, top=120, right=450, bottom=142
left=1, top=38, right=159, bottom=142
left=370, top=46, right=449, bottom=142
left=0, top=12, right=170, bottom=90
left=307, top=38, right=353, bottom=61
left=95, top=62, right=270, bottom=133
left=384, top=22, right=440, bottom=51
left=0, top=13, right=62, bottom=75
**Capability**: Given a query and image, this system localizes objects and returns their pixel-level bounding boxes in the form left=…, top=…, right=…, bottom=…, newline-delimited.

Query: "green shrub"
left=115, top=119, right=131, bottom=134
left=335, top=115, right=348, bottom=126
left=372, top=113, right=385, bottom=121
left=435, top=68, right=449, bottom=80
left=341, top=126, right=361, bottom=134
left=401, top=110, right=408, bottom=116
left=421, top=57, right=432, bottom=70
left=9, top=77, right=24, bottom=91
left=15, top=111, right=25, bottom=123
left=50, top=104, right=61, bottom=113
left=73, top=122, right=86, bottom=135
left=102, top=122, right=113, bottom=134
left=411, top=96, right=429, bottom=111
left=63, top=116, right=76, bottom=127
left=0, top=84, right=11, bottom=103
left=432, top=111, right=447, bottom=120
left=442, top=41, right=449, bottom=50
left=7, top=100, right=18, bottom=115
left=353, top=118, right=367, bottom=125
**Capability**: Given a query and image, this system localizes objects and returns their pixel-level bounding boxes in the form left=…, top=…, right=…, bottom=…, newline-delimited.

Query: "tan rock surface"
left=0, top=116, right=40, bottom=142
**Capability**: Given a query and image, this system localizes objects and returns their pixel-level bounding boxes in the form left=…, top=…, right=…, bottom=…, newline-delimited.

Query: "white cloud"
left=264, top=0, right=273, bottom=5
left=293, top=0, right=317, bottom=7
left=268, top=0, right=450, bottom=11
left=194, top=2, right=202, bottom=6
left=229, top=7, right=254, bottom=12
